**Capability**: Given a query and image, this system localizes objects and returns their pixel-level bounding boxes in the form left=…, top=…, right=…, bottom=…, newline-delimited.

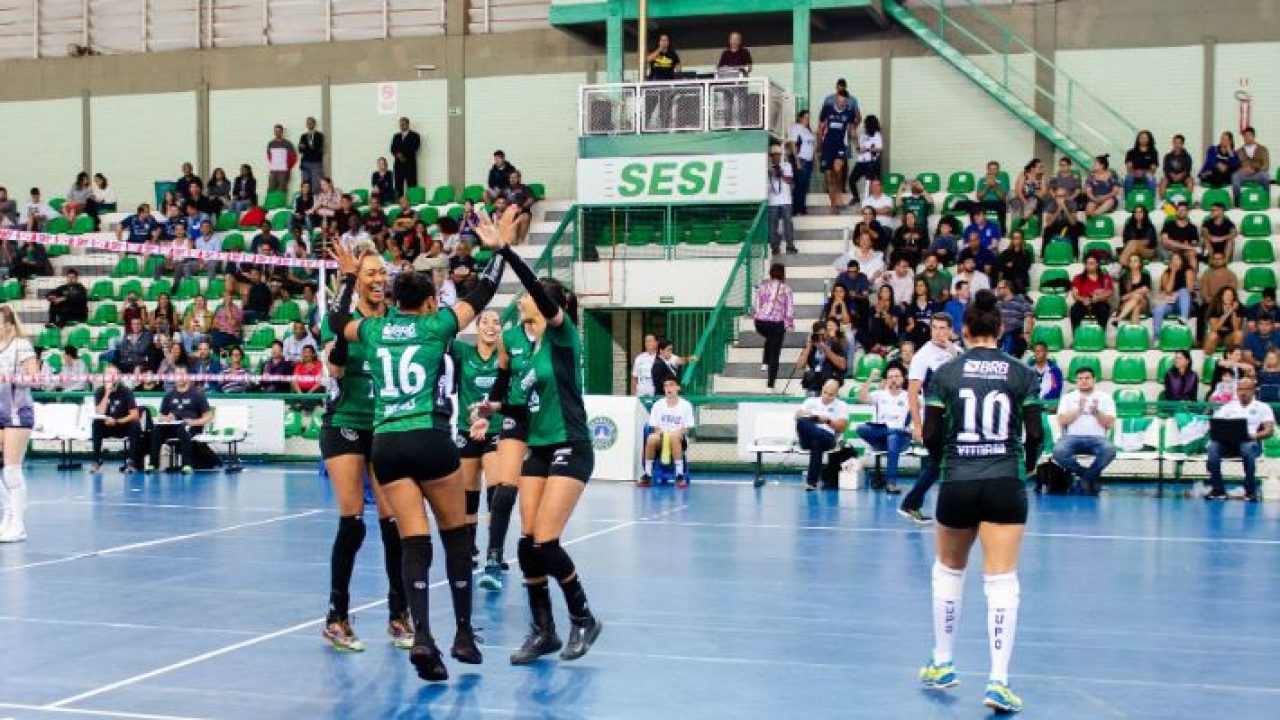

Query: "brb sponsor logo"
left=588, top=416, right=618, bottom=451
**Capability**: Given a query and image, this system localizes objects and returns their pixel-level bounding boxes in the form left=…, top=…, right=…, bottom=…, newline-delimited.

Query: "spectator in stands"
left=849, top=117, right=882, bottom=205
left=91, top=173, right=116, bottom=218
left=1084, top=155, right=1121, bottom=217
left=283, top=320, right=319, bottom=362
left=152, top=292, right=178, bottom=335
left=1069, top=254, right=1113, bottom=329
left=996, top=279, right=1033, bottom=357
left=1232, top=126, right=1270, bottom=202
left=794, top=379, right=848, bottom=491
left=884, top=340, right=915, bottom=378
left=928, top=216, right=960, bottom=267
left=219, top=347, right=251, bottom=394
left=640, top=377, right=695, bottom=488
left=823, top=284, right=856, bottom=332
left=995, top=231, right=1031, bottom=295
left=206, top=168, right=231, bottom=212
left=789, top=111, right=815, bottom=215
left=717, top=31, right=754, bottom=124
left=1160, top=133, right=1195, bottom=200
left=969, top=161, right=1009, bottom=233
left=1047, top=156, right=1082, bottom=211
left=1053, top=366, right=1116, bottom=495
left=1008, top=159, right=1045, bottom=223
left=175, top=162, right=200, bottom=202
left=854, top=366, right=910, bottom=494
left=118, top=292, right=146, bottom=329
left=1118, top=204, right=1158, bottom=265
left=834, top=259, right=871, bottom=320
left=297, top=117, right=325, bottom=190
left=861, top=177, right=894, bottom=221
left=185, top=182, right=219, bottom=216
left=766, top=145, right=796, bottom=255
left=390, top=117, right=421, bottom=194
left=484, top=150, right=518, bottom=203
left=240, top=269, right=273, bottom=325
left=1242, top=313, right=1279, bottom=367
left=1201, top=203, right=1238, bottom=265
left=9, top=240, right=51, bottom=282
left=292, top=180, right=316, bottom=232
left=1160, top=201, right=1199, bottom=270
left=1257, top=349, right=1280, bottom=402
left=163, top=224, right=201, bottom=281
left=883, top=257, right=915, bottom=306
left=1210, top=347, right=1252, bottom=402
left=502, top=171, right=536, bottom=243
left=820, top=78, right=855, bottom=121
left=258, top=340, right=293, bottom=393
left=849, top=228, right=885, bottom=287
left=183, top=202, right=210, bottom=243
left=854, top=206, right=890, bottom=252
left=266, top=124, right=297, bottom=193
left=19, top=188, right=56, bottom=231
left=964, top=209, right=1001, bottom=253
left=45, top=268, right=87, bottom=328
left=896, top=175, right=932, bottom=230
left=181, top=295, right=213, bottom=353
left=1161, top=349, right=1198, bottom=402
left=361, top=158, right=392, bottom=208
left=148, top=364, right=213, bottom=474
left=1204, top=286, right=1245, bottom=355
left=1247, top=287, right=1277, bottom=332
left=1042, top=185, right=1083, bottom=254
left=338, top=214, right=370, bottom=251
left=211, top=290, right=243, bottom=351
left=1199, top=131, right=1239, bottom=188
left=1207, top=376, right=1273, bottom=502
left=1149, top=250, right=1194, bottom=335
left=0, top=187, right=17, bottom=227
left=118, top=204, right=158, bottom=245
left=64, top=171, right=94, bottom=223
left=890, top=210, right=928, bottom=269
left=951, top=255, right=990, bottom=294
left=1123, top=130, right=1159, bottom=195
left=1029, top=341, right=1063, bottom=401
left=292, top=344, right=324, bottom=394
left=59, top=345, right=88, bottom=392
left=310, top=177, right=342, bottom=230
left=1113, top=253, right=1151, bottom=327
left=631, top=333, right=659, bottom=396
left=643, top=32, right=682, bottom=126
left=797, top=319, right=848, bottom=394
left=958, top=230, right=995, bottom=277
left=189, top=340, right=221, bottom=392
left=154, top=341, right=185, bottom=392
left=917, top=253, right=951, bottom=304
left=229, top=164, right=257, bottom=213
left=116, top=317, right=152, bottom=374
left=864, top=286, right=901, bottom=355
left=361, top=196, right=387, bottom=238
left=1200, top=251, right=1238, bottom=315
left=753, top=263, right=793, bottom=391
left=90, top=366, right=142, bottom=473
left=902, top=278, right=939, bottom=346
left=250, top=221, right=279, bottom=255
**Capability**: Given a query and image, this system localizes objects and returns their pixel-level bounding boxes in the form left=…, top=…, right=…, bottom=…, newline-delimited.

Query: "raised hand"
left=328, top=241, right=359, bottom=276
left=474, top=205, right=519, bottom=249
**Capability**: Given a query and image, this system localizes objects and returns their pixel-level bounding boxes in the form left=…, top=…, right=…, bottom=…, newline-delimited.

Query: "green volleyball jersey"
left=502, top=325, right=536, bottom=407
left=357, top=308, right=459, bottom=435
left=452, top=341, right=504, bottom=434
left=521, top=318, right=589, bottom=447
left=926, top=346, right=1041, bottom=482
left=323, top=309, right=377, bottom=431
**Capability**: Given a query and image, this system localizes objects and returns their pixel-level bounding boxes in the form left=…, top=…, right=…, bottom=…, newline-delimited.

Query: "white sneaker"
left=0, top=485, right=26, bottom=543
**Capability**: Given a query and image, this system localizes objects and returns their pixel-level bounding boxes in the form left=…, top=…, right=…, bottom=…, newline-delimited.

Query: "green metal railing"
left=499, top=205, right=579, bottom=328
left=679, top=204, right=769, bottom=395
left=889, top=0, right=1138, bottom=164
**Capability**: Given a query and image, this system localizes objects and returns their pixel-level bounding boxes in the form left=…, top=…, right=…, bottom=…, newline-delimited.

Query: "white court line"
left=641, top=519, right=1280, bottom=546
left=28, top=499, right=320, bottom=513
left=0, top=615, right=260, bottom=637
left=0, top=510, right=323, bottom=574
left=43, top=504, right=686, bottom=710
left=0, top=703, right=210, bottom=720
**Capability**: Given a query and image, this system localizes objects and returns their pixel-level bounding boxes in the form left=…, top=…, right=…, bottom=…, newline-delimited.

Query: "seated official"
left=855, top=365, right=911, bottom=495
left=795, top=379, right=849, bottom=491
left=90, top=365, right=142, bottom=473
left=640, top=378, right=696, bottom=489
left=148, top=364, right=214, bottom=474
left=1052, top=366, right=1116, bottom=495
left=1206, top=377, right=1274, bottom=502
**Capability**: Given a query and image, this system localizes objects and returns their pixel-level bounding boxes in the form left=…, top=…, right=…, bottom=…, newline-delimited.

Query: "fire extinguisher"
left=1236, top=87, right=1253, bottom=133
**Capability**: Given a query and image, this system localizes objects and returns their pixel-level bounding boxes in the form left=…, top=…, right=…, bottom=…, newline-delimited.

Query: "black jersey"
left=926, top=346, right=1041, bottom=482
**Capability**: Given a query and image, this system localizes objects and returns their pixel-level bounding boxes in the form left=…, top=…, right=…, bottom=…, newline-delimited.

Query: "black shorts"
left=936, top=477, right=1028, bottom=529
left=371, top=429, right=461, bottom=486
left=522, top=443, right=594, bottom=484
left=498, top=407, right=530, bottom=443
left=458, top=433, right=499, bottom=459
left=319, top=425, right=374, bottom=460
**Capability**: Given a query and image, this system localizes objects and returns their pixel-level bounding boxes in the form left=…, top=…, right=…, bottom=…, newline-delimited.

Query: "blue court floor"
left=2, top=462, right=1278, bottom=720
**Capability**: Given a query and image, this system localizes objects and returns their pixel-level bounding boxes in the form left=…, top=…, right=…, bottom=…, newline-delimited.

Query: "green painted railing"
left=499, top=205, right=579, bottom=328
left=679, top=204, right=769, bottom=395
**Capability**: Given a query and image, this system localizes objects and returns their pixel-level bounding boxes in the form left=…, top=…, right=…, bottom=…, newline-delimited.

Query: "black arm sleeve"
left=460, top=253, right=507, bottom=313
left=1022, top=403, right=1044, bottom=474
left=498, top=245, right=558, bottom=320
left=923, top=404, right=945, bottom=460
left=326, top=273, right=357, bottom=339
left=487, top=365, right=512, bottom=408
left=328, top=336, right=350, bottom=367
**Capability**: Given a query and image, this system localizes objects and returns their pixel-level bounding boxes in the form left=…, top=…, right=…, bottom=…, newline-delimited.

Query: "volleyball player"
left=319, top=249, right=412, bottom=652
left=327, top=210, right=510, bottom=682
left=478, top=245, right=603, bottom=664
left=918, top=290, right=1043, bottom=714
left=900, top=313, right=960, bottom=525
left=0, top=305, right=38, bottom=543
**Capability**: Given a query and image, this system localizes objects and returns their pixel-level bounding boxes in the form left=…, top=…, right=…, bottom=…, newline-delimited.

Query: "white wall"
left=810, top=58, right=881, bottom=119
left=329, top=80, right=449, bottom=194
left=91, top=92, right=198, bottom=207
left=209, top=86, right=322, bottom=194
left=1213, top=42, right=1280, bottom=151
left=0, top=97, right=83, bottom=201
left=576, top=258, right=733, bottom=308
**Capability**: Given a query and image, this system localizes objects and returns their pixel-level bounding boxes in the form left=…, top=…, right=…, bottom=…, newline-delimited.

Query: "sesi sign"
left=577, top=153, right=766, bottom=204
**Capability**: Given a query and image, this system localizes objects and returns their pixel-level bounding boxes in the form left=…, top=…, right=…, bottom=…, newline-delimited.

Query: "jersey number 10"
left=957, top=388, right=1011, bottom=443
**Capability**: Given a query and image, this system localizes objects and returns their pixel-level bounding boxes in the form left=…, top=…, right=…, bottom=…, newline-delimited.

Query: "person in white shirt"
left=883, top=258, right=915, bottom=306
left=795, top=379, right=849, bottom=490
left=900, top=314, right=961, bottom=523
left=1052, top=366, right=1116, bottom=495
left=281, top=321, right=319, bottom=362
left=789, top=111, right=816, bottom=214
left=640, top=378, right=696, bottom=488
left=951, top=256, right=991, bottom=294
left=1207, top=376, right=1274, bottom=501
left=849, top=115, right=883, bottom=204
left=18, top=188, right=57, bottom=231
left=767, top=146, right=797, bottom=255
left=855, top=365, right=911, bottom=494
left=632, top=333, right=659, bottom=396
left=860, top=177, right=895, bottom=224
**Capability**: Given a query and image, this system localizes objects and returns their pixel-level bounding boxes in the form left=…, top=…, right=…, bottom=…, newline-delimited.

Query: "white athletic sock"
left=984, top=572, right=1020, bottom=685
left=643, top=459, right=653, bottom=475
left=931, top=560, right=965, bottom=664
left=1, top=466, right=26, bottom=538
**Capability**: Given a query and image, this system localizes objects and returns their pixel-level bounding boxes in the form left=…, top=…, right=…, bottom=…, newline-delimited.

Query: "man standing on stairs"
left=900, top=313, right=960, bottom=525
left=767, top=146, right=798, bottom=254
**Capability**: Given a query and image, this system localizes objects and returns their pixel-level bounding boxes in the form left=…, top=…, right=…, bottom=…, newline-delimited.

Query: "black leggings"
left=1069, top=299, right=1111, bottom=329
left=755, top=319, right=786, bottom=388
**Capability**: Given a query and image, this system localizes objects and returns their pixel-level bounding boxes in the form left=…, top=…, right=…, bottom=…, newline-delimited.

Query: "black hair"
left=864, top=115, right=881, bottom=136
left=393, top=270, right=436, bottom=311
left=768, top=263, right=786, bottom=281
left=963, top=289, right=1002, bottom=339
left=1095, top=154, right=1111, bottom=169
left=539, top=277, right=579, bottom=324
left=64, top=345, right=79, bottom=358
left=657, top=338, right=674, bottom=351
left=1075, top=366, right=1095, bottom=379
left=1243, top=125, right=1256, bottom=135
left=1033, top=341, right=1048, bottom=352
left=437, top=216, right=460, bottom=234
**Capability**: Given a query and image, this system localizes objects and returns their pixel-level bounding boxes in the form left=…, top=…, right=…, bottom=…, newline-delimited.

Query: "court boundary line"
left=41, top=504, right=688, bottom=711
left=0, top=702, right=211, bottom=720
left=0, top=510, right=323, bottom=574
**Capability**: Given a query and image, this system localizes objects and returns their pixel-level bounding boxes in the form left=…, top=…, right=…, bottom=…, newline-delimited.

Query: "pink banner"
left=0, top=228, right=337, bottom=270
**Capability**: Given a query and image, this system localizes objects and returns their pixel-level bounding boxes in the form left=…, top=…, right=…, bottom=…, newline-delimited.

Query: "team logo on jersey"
left=502, top=417, right=516, bottom=431
left=340, top=427, right=360, bottom=442
left=588, top=416, right=618, bottom=451
left=454, top=435, right=467, bottom=449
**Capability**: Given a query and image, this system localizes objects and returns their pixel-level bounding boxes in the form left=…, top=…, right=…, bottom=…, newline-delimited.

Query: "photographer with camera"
left=795, top=318, right=849, bottom=395
left=767, top=145, right=797, bottom=254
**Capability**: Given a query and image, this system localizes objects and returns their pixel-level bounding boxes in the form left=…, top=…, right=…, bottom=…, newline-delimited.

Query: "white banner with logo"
left=576, top=153, right=767, bottom=205
left=584, top=395, right=646, bottom=481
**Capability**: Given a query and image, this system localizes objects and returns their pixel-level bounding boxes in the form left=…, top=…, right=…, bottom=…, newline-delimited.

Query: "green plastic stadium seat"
left=1072, top=323, right=1105, bottom=352
left=942, top=194, right=968, bottom=215
left=1162, top=184, right=1191, bottom=205
left=627, top=225, right=660, bottom=246
left=1085, top=216, right=1115, bottom=239
left=386, top=207, right=402, bottom=224
left=65, top=326, right=90, bottom=349
left=1244, top=267, right=1277, bottom=292
left=528, top=183, right=546, bottom=201
left=146, top=279, right=173, bottom=302
left=1114, top=324, right=1150, bottom=352
left=221, top=233, right=246, bottom=252
left=946, top=171, right=975, bottom=194
left=90, top=327, right=121, bottom=352
left=350, top=189, right=369, bottom=206
left=430, top=186, right=456, bottom=206
left=1041, top=241, right=1075, bottom=266
left=1239, top=184, right=1269, bottom=212
left=271, top=300, right=302, bottom=324
left=45, top=353, right=63, bottom=373
left=417, top=207, right=440, bottom=225
left=35, top=326, right=62, bottom=349
left=446, top=206, right=465, bottom=222
left=1125, top=188, right=1154, bottom=212
left=285, top=410, right=304, bottom=438
left=882, top=173, right=905, bottom=195
left=1034, top=295, right=1068, bottom=320
left=0, top=279, right=21, bottom=301
left=1082, top=240, right=1113, bottom=260
left=1030, top=325, right=1064, bottom=352
left=1011, top=214, right=1040, bottom=238
left=115, top=279, right=142, bottom=301
left=405, top=186, right=427, bottom=205
left=271, top=210, right=292, bottom=230
left=246, top=326, right=276, bottom=352
left=68, top=215, right=93, bottom=235
left=462, top=185, right=485, bottom=203
left=142, top=255, right=166, bottom=277
left=1155, top=356, right=1174, bottom=383
left=215, top=212, right=239, bottom=232
left=1115, top=388, right=1146, bottom=405
left=1241, top=214, right=1272, bottom=238
left=1039, top=268, right=1071, bottom=295
left=717, top=224, right=747, bottom=244
left=89, top=304, right=118, bottom=327
left=1111, top=357, right=1147, bottom=384
left=1201, top=356, right=1218, bottom=382
left=45, top=216, right=70, bottom=234
left=916, top=173, right=941, bottom=194
left=110, top=257, right=139, bottom=278
left=88, top=279, right=115, bottom=301
left=1200, top=188, right=1232, bottom=210
left=1242, top=239, right=1275, bottom=265
left=303, top=413, right=322, bottom=440
left=685, top=226, right=715, bottom=245
left=1067, top=355, right=1101, bottom=381
left=1158, top=323, right=1194, bottom=351
left=207, top=277, right=226, bottom=298
left=854, top=353, right=885, bottom=382
left=263, top=191, right=287, bottom=211
left=49, top=197, right=66, bottom=212
left=173, top=277, right=201, bottom=301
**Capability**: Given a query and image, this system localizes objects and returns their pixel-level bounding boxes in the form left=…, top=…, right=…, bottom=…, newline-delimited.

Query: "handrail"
left=680, top=203, right=767, bottom=394
left=500, top=205, right=577, bottom=328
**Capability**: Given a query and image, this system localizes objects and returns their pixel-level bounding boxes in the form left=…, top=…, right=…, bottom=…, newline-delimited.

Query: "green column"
left=793, top=0, right=811, bottom=113
left=606, top=0, right=624, bottom=82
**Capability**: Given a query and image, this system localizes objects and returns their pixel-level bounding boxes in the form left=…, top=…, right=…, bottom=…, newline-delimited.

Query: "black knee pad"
left=517, top=535, right=541, bottom=578
left=465, top=490, right=481, bottom=516
left=335, top=515, right=366, bottom=554
left=490, top=484, right=517, bottom=512
left=534, top=538, right=576, bottom=583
